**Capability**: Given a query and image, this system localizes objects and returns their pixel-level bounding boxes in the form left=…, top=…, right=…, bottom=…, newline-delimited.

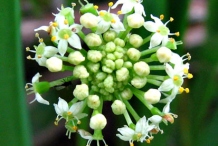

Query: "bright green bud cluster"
left=73, top=84, right=89, bottom=100
left=68, top=51, right=85, bottom=65
left=85, top=33, right=102, bottom=47
left=87, top=50, right=102, bottom=62
left=73, top=65, right=89, bottom=78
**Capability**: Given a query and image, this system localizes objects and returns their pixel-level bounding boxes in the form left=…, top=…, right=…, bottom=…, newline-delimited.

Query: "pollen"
left=179, top=87, right=184, bottom=93
left=170, top=17, right=174, bottom=22
left=54, top=121, right=58, bottom=126
left=175, top=32, right=180, bottom=36
left=72, top=126, right=78, bottom=131
left=52, top=22, right=58, bottom=27
left=25, top=85, right=28, bottom=89
left=111, top=19, right=116, bottom=23
left=64, top=34, right=70, bottom=39
left=187, top=73, right=193, bottom=79
left=160, top=14, right=164, bottom=20
left=99, top=11, right=105, bottom=16
left=117, top=11, right=122, bottom=15
left=51, top=36, right=56, bottom=42
left=185, top=88, right=190, bottom=93
left=183, top=68, right=189, bottom=74
left=157, top=30, right=160, bottom=33
left=64, top=19, right=69, bottom=25
left=137, top=133, right=142, bottom=138
left=108, top=2, right=113, bottom=7
left=187, top=53, right=191, bottom=60
left=94, top=5, right=99, bottom=10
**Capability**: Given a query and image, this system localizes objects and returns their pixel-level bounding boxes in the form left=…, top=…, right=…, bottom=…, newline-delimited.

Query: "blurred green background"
left=1, top=0, right=218, bottom=146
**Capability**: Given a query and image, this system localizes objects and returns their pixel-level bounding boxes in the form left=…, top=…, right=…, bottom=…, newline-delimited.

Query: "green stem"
left=149, top=65, right=165, bottom=70
left=78, top=31, right=86, bottom=41
left=123, top=110, right=133, bottom=126
left=123, top=100, right=140, bottom=121
left=141, top=46, right=159, bottom=56
left=147, top=75, right=166, bottom=81
left=62, top=65, right=74, bottom=71
left=147, top=79, right=162, bottom=86
left=49, top=75, right=77, bottom=87
left=55, top=55, right=68, bottom=62
left=142, top=33, right=153, bottom=45
left=119, top=26, right=132, bottom=39
left=141, top=58, right=154, bottom=63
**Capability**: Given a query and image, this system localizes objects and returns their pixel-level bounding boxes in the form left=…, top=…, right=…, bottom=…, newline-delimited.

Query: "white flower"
left=116, top=116, right=154, bottom=144
left=112, top=0, right=146, bottom=16
left=144, top=15, right=178, bottom=48
left=54, top=97, right=87, bottom=123
left=96, top=10, right=125, bottom=34
left=25, top=73, right=49, bottom=105
left=148, top=115, right=163, bottom=134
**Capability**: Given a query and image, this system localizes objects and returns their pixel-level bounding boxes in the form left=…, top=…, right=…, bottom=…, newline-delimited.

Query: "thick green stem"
left=149, top=65, right=165, bottom=70
left=147, top=75, right=166, bottom=81
left=123, top=110, right=133, bottom=126
left=49, top=75, right=77, bottom=87
left=62, top=65, right=74, bottom=71
left=123, top=100, right=140, bottom=121
left=141, top=46, right=159, bottom=56
left=147, top=79, right=162, bottom=86
left=142, top=33, right=153, bottom=45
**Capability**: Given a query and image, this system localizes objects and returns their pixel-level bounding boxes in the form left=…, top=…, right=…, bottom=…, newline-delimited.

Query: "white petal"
left=69, top=101, right=84, bottom=116
left=70, top=24, right=82, bottom=33
left=134, top=3, right=146, bottom=16
left=54, top=104, right=62, bottom=115
left=121, top=3, right=134, bottom=14
left=144, top=21, right=157, bottom=32
left=111, top=0, right=125, bottom=9
left=57, top=97, right=69, bottom=112
left=35, top=93, right=49, bottom=105
left=31, top=72, right=41, bottom=83
left=35, top=56, right=47, bottom=67
left=111, top=21, right=125, bottom=32
left=78, top=129, right=93, bottom=140
left=148, top=115, right=162, bottom=124
left=149, top=33, right=163, bottom=48
left=165, top=63, right=175, bottom=77
left=135, top=116, right=146, bottom=133
left=34, top=26, right=49, bottom=32
left=44, top=46, right=58, bottom=57
left=170, top=53, right=182, bottom=64
left=158, top=79, right=174, bottom=92
left=58, top=40, right=68, bottom=56
left=68, top=34, right=82, bottom=49
left=96, top=20, right=110, bottom=34
left=150, top=14, right=163, bottom=26
left=162, top=36, right=169, bottom=46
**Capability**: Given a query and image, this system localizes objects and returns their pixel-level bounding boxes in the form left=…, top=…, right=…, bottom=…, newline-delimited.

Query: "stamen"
left=54, top=121, right=58, bottom=126
left=27, top=55, right=32, bottom=60
left=72, top=126, right=78, bottom=131
left=77, top=120, right=81, bottom=124
left=111, top=19, right=116, bottom=23
left=187, top=73, right=193, bottom=79
left=94, top=5, right=99, bottom=10
left=117, top=11, right=122, bottom=15
left=157, top=30, right=160, bottom=33
left=99, top=11, right=105, bottom=16
left=108, top=2, right=113, bottom=7
left=179, top=87, right=184, bottom=93
left=169, top=38, right=175, bottom=43
left=137, top=133, right=142, bottom=138
left=52, top=22, right=58, bottom=27
left=170, top=17, right=174, bottom=22
left=39, top=38, right=43, bottom=43
left=160, top=14, right=164, bottom=20
left=35, top=33, right=39, bottom=38
left=175, top=32, right=180, bottom=36
left=185, top=88, right=190, bottom=93
left=26, top=47, right=30, bottom=51
left=183, top=68, right=189, bottom=74
left=130, top=142, right=134, bottom=146
left=71, top=3, right=76, bottom=7
left=187, top=53, right=191, bottom=60
left=51, top=36, right=57, bottom=42
left=146, top=139, right=151, bottom=144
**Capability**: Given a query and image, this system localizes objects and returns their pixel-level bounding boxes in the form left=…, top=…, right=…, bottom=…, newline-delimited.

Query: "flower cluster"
left=25, top=0, right=193, bottom=145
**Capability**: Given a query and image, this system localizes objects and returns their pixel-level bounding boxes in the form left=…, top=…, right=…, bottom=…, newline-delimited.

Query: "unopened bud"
left=90, top=113, right=107, bottom=130
left=87, top=50, right=103, bottom=63
left=46, top=57, right=62, bottom=72
left=111, top=100, right=126, bottom=115
left=129, top=34, right=143, bottom=48
left=131, top=76, right=147, bottom=89
left=121, top=88, right=133, bottom=100
left=80, top=13, right=99, bottom=28
left=144, top=89, right=161, bottom=104
left=68, top=51, right=85, bottom=65
left=73, top=65, right=89, bottom=78
left=103, top=30, right=117, bottom=42
left=85, top=33, right=102, bottom=47
left=156, top=47, right=172, bottom=63
left=133, top=61, right=150, bottom=76
left=116, top=67, right=129, bottom=81
left=127, top=13, right=144, bottom=28
left=73, top=84, right=89, bottom=100
left=87, top=95, right=100, bottom=109
left=127, top=48, right=141, bottom=61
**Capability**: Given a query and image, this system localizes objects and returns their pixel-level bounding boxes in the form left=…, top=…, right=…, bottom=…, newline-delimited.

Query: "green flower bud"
left=133, top=61, right=150, bottom=76
left=80, top=3, right=98, bottom=16
left=87, top=62, right=100, bottom=73
left=85, top=33, right=102, bottom=47
left=123, top=61, right=133, bottom=68
left=131, top=76, right=147, bottom=89
left=104, top=75, right=113, bottom=88
left=87, top=50, right=103, bottom=63
left=73, top=84, right=89, bottom=100
left=91, top=85, right=99, bottom=92
left=105, top=87, right=115, bottom=93
left=156, top=47, right=172, bottom=63
left=127, top=13, right=144, bottom=28
left=73, top=65, right=89, bottom=78
left=80, top=13, right=98, bottom=28
left=46, top=57, right=63, bottom=72
left=105, top=42, right=116, bottom=53
left=114, top=38, right=125, bottom=47
left=114, top=51, right=124, bottom=59
left=107, top=53, right=116, bottom=60
left=115, top=59, right=124, bottom=69
left=102, top=66, right=113, bottom=73
left=129, top=34, right=143, bottom=48
left=127, top=48, right=141, bottom=61
left=90, top=114, right=107, bottom=130
left=115, top=46, right=125, bottom=53
left=68, top=51, right=85, bottom=65
left=121, top=88, right=133, bottom=100
left=87, top=95, right=100, bottom=109
left=99, top=88, right=109, bottom=96
left=96, top=72, right=107, bottom=81
left=103, top=30, right=117, bottom=42
left=144, top=89, right=161, bottom=104
left=105, top=59, right=115, bottom=70
left=34, top=81, right=50, bottom=94
left=116, top=67, right=129, bottom=81
left=111, top=100, right=126, bottom=115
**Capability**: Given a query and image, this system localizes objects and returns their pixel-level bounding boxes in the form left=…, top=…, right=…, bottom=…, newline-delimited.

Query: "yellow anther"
left=169, top=38, right=175, bottom=43
left=27, top=55, right=32, bottom=59
left=37, top=55, right=42, bottom=58
left=111, top=19, right=116, bottom=23
left=187, top=73, right=193, bottom=79
left=137, top=133, right=142, bottom=138
left=170, top=17, right=174, bottom=22
left=175, top=32, right=180, bottom=36
left=157, top=30, right=160, bottom=33
left=160, top=14, right=164, bottom=20
left=71, top=3, right=76, bottom=7
left=26, top=47, right=30, bottom=51
left=179, top=87, right=184, bottom=93
left=187, top=53, right=191, bottom=60
left=108, top=2, right=113, bottom=7
left=146, top=139, right=151, bottom=144
left=35, top=33, right=39, bottom=37
left=25, top=85, right=28, bottom=89
left=185, top=88, right=190, bottom=93
left=64, top=19, right=69, bottom=25
left=64, top=34, right=69, bottom=39
left=39, top=38, right=43, bottom=43
left=67, top=111, right=72, bottom=115
left=51, top=36, right=56, bottom=42
left=94, top=5, right=99, bottom=10
left=117, top=10, right=122, bottom=15
left=72, top=126, right=78, bottom=131
left=163, top=114, right=174, bottom=124
left=130, top=142, right=134, bottom=146
left=183, top=68, right=189, bottom=74
left=99, top=11, right=105, bottom=16
left=52, top=22, right=58, bottom=27
left=173, top=75, right=179, bottom=81
left=77, top=120, right=81, bottom=124
left=54, top=121, right=58, bottom=126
